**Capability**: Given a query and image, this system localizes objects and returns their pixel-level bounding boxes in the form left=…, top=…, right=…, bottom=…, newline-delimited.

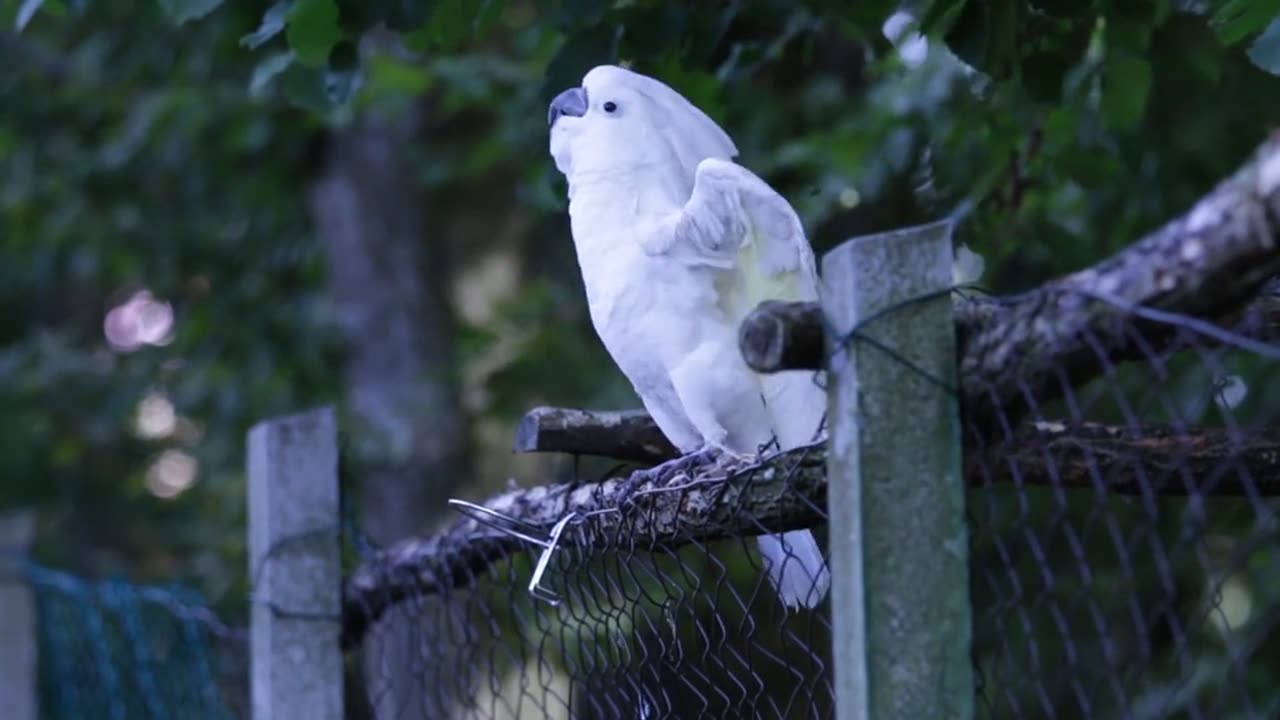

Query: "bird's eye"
left=603, top=101, right=618, bottom=113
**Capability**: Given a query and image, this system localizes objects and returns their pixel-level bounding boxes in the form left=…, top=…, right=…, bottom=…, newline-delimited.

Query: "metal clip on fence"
left=446, top=499, right=578, bottom=606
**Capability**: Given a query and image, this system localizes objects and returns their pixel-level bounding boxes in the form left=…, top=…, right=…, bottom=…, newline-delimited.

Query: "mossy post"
left=823, top=221, right=973, bottom=719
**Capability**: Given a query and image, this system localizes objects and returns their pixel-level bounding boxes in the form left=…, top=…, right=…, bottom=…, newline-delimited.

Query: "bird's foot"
left=615, top=446, right=726, bottom=508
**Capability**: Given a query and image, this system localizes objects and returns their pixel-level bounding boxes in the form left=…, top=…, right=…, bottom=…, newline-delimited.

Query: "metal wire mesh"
left=341, top=276, right=1280, bottom=719
left=346, top=443, right=833, bottom=720
left=967, top=295, right=1280, bottom=719
left=24, top=563, right=247, bottom=719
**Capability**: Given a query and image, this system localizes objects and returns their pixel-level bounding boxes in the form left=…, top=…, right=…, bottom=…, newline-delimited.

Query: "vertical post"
left=0, top=509, right=37, bottom=720
left=823, top=220, right=972, bottom=720
left=249, top=407, right=344, bottom=720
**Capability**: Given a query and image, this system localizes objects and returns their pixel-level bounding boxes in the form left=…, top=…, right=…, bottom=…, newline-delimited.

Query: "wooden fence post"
left=0, top=509, right=37, bottom=720
left=248, top=406, right=344, bottom=720
left=823, top=220, right=973, bottom=720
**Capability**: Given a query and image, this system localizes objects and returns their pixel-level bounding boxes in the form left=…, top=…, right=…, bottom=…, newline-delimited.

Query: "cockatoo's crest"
left=550, top=65, right=738, bottom=194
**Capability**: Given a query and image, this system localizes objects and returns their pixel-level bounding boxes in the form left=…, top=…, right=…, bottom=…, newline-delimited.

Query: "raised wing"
left=673, top=158, right=820, bottom=315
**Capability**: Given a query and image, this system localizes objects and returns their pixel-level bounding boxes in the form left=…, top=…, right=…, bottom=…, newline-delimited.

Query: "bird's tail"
left=755, top=368, right=831, bottom=609
left=757, top=531, right=831, bottom=610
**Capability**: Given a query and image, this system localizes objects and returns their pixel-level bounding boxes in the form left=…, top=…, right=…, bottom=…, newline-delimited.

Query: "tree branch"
left=344, top=411, right=1280, bottom=645
left=741, top=134, right=1280, bottom=428
left=342, top=446, right=824, bottom=648
left=513, top=406, right=677, bottom=464
left=977, top=421, right=1280, bottom=495
left=740, top=293, right=1279, bottom=378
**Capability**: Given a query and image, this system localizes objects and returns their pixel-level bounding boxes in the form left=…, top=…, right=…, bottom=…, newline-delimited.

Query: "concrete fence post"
left=823, top=221, right=973, bottom=719
left=248, top=406, right=344, bottom=720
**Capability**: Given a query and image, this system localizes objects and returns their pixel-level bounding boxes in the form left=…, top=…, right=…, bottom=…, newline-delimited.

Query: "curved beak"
left=548, top=87, right=589, bottom=126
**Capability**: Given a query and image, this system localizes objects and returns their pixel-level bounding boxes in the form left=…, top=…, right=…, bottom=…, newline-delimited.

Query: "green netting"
left=27, top=563, right=236, bottom=720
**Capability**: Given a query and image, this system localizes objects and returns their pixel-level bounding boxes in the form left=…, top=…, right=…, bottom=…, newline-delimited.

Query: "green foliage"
left=155, top=0, right=224, bottom=25
left=1248, top=15, right=1280, bottom=72
left=4, top=0, right=1280, bottom=711
left=286, top=0, right=340, bottom=65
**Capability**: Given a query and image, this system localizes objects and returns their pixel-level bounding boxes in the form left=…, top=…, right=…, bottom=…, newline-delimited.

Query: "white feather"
left=552, top=65, right=830, bottom=609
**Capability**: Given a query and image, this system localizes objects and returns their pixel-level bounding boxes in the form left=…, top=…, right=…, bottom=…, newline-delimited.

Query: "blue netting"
left=27, top=563, right=236, bottom=720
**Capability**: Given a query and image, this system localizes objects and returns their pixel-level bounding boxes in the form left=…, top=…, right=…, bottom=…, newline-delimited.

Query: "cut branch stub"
left=513, top=406, right=677, bottom=464
left=738, top=300, right=825, bottom=375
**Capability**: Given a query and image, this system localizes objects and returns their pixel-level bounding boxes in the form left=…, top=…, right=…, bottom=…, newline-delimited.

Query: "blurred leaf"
left=279, top=62, right=336, bottom=112
left=155, top=0, right=224, bottom=25
left=324, top=40, right=362, bottom=104
left=921, top=0, right=970, bottom=35
left=14, top=0, right=45, bottom=31
left=249, top=51, right=296, bottom=97
left=287, top=0, right=342, bottom=66
left=943, top=0, right=1019, bottom=77
left=1101, top=50, right=1151, bottom=129
left=1247, top=16, right=1280, bottom=74
left=420, top=0, right=478, bottom=52
left=384, top=0, right=434, bottom=32
left=364, top=53, right=432, bottom=97
left=1211, top=0, right=1280, bottom=45
left=241, top=0, right=291, bottom=49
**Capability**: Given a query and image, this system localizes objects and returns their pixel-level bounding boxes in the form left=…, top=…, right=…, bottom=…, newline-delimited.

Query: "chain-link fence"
left=344, top=443, right=834, bottom=719
left=967, top=297, right=1280, bottom=719
left=329, top=138, right=1280, bottom=720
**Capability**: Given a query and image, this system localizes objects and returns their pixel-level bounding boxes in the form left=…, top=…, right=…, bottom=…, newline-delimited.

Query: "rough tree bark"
left=342, top=411, right=1280, bottom=646
left=740, top=135, right=1280, bottom=430
left=342, top=445, right=827, bottom=648
left=308, top=101, right=469, bottom=720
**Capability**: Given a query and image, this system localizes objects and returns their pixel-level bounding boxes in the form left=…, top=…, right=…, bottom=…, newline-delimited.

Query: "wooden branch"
left=740, top=293, right=1280, bottom=374
left=741, top=134, right=1280, bottom=427
left=342, top=446, right=825, bottom=648
left=737, top=300, right=826, bottom=375
left=345, top=416, right=1280, bottom=646
left=980, top=421, right=1280, bottom=495
left=513, top=406, right=677, bottom=464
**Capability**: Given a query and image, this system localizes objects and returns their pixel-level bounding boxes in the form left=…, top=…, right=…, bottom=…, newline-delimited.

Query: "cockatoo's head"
left=547, top=65, right=738, bottom=187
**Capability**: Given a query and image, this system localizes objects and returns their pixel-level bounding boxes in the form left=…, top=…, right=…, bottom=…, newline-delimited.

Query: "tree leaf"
left=324, top=40, right=362, bottom=104
left=287, top=0, right=343, bottom=66
left=155, top=0, right=225, bottom=25
left=14, top=0, right=46, bottom=32
left=1211, top=0, right=1280, bottom=45
left=383, top=0, right=435, bottom=32
left=241, top=1, right=292, bottom=49
left=248, top=50, right=296, bottom=97
left=279, top=63, right=336, bottom=113
left=423, top=0, right=478, bottom=52
left=1101, top=51, right=1152, bottom=129
left=1247, top=16, right=1280, bottom=75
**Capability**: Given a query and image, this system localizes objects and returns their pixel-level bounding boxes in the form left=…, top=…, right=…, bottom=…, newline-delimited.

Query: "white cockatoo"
left=547, top=65, right=831, bottom=610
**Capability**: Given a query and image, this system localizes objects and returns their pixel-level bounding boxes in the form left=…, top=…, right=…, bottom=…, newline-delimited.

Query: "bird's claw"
left=615, top=446, right=727, bottom=508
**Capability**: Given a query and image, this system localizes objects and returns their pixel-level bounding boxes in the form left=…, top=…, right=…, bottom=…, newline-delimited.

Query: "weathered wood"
left=342, top=446, right=826, bottom=649
left=741, top=135, right=1280, bottom=429
left=341, top=418, right=1280, bottom=647
left=504, top=407, right=1280, bottom=496
left=514, top=406, right=678, bottom=464
left=738, top=300, right=826, bottom=375
left=983, top=421, right=1280, bottom=495
left=248, top=407, right=344, bottom=720
left=740, top=294, right=1280, bottom=376
left=823, top=220, right=972, bottom=720
left=0, top=510, right=37, bottom=720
